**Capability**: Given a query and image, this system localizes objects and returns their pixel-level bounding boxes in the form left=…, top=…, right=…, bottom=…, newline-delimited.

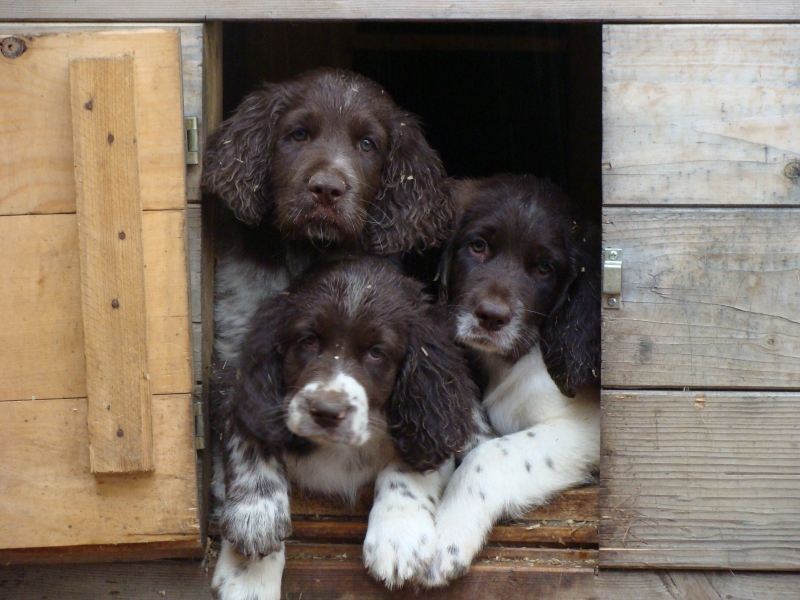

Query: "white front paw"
left=220, top=496, right=292, bottom=559
left=212, top=539, right=285, bottom=600
left=363, top=502, right=437, bottom=589
left=423, top=530, right=483, bottom=587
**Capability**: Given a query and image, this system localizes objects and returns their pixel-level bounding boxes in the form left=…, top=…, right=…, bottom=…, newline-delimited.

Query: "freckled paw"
left=423, top=544, right=472, bottom=588
left=363, top=515, right=436, bottom=588
left=220, top=501, right=292, bottom=559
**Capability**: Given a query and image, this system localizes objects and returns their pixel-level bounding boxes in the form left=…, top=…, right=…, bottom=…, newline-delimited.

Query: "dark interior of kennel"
left=216, top=20, right=603, bottom=580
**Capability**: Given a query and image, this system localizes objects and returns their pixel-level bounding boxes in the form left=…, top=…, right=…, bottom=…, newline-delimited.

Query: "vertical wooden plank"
left=70, top=56, right=153, bottom=474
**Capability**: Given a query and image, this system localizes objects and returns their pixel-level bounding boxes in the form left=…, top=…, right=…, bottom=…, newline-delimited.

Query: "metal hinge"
left=602, top=248, right=622, bottom=309
left=193, top=387, right=205, bottom=450
left=185, top=116, right=199, bottom=165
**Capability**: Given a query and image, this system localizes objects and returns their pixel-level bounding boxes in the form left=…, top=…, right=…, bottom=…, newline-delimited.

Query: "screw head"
left=607, top=297, right=618, bottom=307
left=785, top=162, right=800, bottom=179
left=609, top=250, right=618, bottom=260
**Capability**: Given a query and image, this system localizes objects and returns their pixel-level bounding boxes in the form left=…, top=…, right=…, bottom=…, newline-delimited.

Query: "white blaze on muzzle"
left=287, top=372, right=371, bottom=446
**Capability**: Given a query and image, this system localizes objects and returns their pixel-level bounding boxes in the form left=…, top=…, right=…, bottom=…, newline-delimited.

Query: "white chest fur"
left=481, top=346, right=598, bottom=436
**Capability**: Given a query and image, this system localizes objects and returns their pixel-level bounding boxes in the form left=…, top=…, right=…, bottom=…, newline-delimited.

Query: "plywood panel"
left=70, top=55, right=154, bottom=474
left=0, top=395, right=200, bottom=549
left=0, top=212, right=192, bottom=402
left=601, top=208, right=800, bottom=389
left=600, top=391, right=800, bottom=569
left=1, top=1, right=799, bottom=21
left=603, top=25, right=800, bottom=206
left=0, top=28, right=185, bottom=215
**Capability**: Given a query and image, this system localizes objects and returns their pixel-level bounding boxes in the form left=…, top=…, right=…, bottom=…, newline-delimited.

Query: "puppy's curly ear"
left=201, top=84, right=291, bottom=226
left=365, top=114, right=453, bottom=255
left=229, top=294, right=295, bottom=450
left=387, top=304, right=478, bottom=471
left=540, top=223, right=601, bottom=398
left=436, top=179, right=478, bottom=304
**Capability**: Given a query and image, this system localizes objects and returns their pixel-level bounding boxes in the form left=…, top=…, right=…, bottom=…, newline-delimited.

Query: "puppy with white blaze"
left=211, top=258, right=478, bottom=600
left=425, top=175, right=601, bottom=585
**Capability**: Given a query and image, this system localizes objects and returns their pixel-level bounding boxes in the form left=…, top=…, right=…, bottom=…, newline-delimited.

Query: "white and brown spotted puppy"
left=424, top=175, right=601, bottom=586
left=212, top=258, right=478, bottom=600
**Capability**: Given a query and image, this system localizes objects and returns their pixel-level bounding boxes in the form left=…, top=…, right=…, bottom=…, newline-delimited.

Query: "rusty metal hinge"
left=602, top=248, right=622, bottom=309
left=185, top=116, right=199, bottom=165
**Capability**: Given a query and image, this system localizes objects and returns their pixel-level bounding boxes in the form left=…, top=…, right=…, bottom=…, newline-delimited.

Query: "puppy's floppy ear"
left=365, top=113, right=453, bottom=255
left=201, top=83, right=291, bottom=226
left=229, top=294, right=295, bottom=450
left=436, top=178, right=478, bottom=304
left=387, top=304, right=478, bottom=471
left=540, top=222, right=601, bottom=398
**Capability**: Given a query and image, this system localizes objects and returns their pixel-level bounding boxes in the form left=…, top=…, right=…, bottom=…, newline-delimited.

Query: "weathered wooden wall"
left=600, top=24, right=800, bottom=571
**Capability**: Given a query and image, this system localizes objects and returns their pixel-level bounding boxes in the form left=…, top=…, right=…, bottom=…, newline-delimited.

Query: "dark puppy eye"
left=365, top=346, right=386, bottom=362
left=538, top=261, right=553, bottom=275
left=290, top=128, right=308, bottom=142
left=299, top=334, right=319, bottom=351
left=469, top=239, right=487, bottom=255
left=359, top=138, right=375, bottom=152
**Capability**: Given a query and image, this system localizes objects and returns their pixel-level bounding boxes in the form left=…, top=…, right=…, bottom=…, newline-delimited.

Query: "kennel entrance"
left=1, top=16, right=799, bottom=599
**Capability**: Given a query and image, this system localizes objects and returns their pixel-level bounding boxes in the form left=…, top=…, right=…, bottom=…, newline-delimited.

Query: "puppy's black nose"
left=475, top=300, right=512, bottom=332
left=309, top=172, right=346, bottom=206
left=308, top=399, right=347, bottom=429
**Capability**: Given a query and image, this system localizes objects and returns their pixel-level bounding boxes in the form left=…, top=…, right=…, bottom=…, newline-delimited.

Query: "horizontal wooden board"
left=0, top=395, right=201, bottom=550
left=0, top=23, right=207, bottom=204
left=0, top=211, right=192, bottom=402
left=601, top=208, right=800, bottom=389
left=6, top=561, right=800, bottom=600
left=603, top=25, right=800, bottom=206
left=0, top=28, right=185, bottom=215
left=2, top=2, right=799, bottom=21
left=600, top=391, right=800, bottom=569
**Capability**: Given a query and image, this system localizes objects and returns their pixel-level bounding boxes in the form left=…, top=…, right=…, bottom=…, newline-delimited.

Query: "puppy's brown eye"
left=290, top=129, right=308, bottom=142
left=359, top=138, right=375, bottom=152
left=299, top=335, right=319, bottom=351
left=366, top=346, right=386, bottom=362
left=538, top=261, right=553, bottom=275
left=469, top=239, right=487, bottom=255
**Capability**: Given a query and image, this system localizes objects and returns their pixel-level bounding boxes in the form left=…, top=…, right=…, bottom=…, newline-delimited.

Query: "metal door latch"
left=185, top=116, right=199, bottom=165
left=603, top=248, right=622, bottom=309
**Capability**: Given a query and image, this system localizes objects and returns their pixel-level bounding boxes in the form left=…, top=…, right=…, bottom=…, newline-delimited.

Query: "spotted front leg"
left=363, top=459, right=453, bottom=589
left=426, top=414, right=599, bottom=587
left=218, top=427, right=292, bottom=560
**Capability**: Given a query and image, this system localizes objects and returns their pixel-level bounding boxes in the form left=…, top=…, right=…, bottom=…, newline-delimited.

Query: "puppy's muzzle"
left=308, top=171, right=347, bottom=207
left=287, top=373, right=371, bottom=445
left=307, top=395, right=352, bottom=429
left=474, top=298, right=512, bottom=333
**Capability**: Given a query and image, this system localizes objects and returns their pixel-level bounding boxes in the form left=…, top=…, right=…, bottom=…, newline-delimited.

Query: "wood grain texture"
left=600, top=391, right=800, bottom=569
left=0, top=28, right=185, bottom=215
left=0, top=23, right=206, bottom=204
left=3, top=1, right=800, bottom=21
left=0, top=395, right=200, bottom=550
left=603, top=25, right=800, bottom=206
left=5, top=561, right=800, bottom=600
left=0, top=212, right=192, bottom=402
left=601, top=208, right=800, bottom=389
left=70, top=55, right=153, bottom=474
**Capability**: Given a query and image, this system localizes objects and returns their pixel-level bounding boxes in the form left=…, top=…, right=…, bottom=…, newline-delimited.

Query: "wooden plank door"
left=600, top=25, right=800, bottom=569
left=0, top=26, right=202, bottom=561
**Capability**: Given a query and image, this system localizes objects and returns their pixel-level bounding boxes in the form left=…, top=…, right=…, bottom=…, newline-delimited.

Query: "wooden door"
left=600, top=25, right=800, bottom=569
left=0, top=27, right=202, bottom=561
